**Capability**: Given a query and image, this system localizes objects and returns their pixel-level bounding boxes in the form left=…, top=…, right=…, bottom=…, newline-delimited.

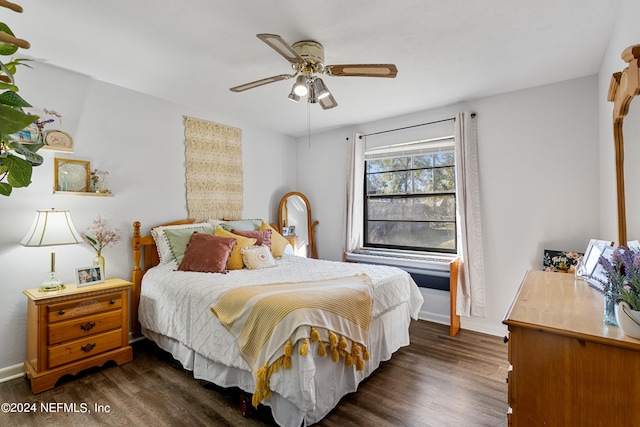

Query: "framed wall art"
left=43, top=130, right=74, bottom=152
left=8, top=123, right=38, bottom=144
left=54, top=158, right=90, bottom=192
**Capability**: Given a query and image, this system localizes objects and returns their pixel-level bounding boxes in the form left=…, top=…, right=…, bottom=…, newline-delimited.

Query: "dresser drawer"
left=47, top=328, right=123, bottom=369
left=48, top=310, right=123, bottom=345
left=47, top=292, right=122, bottom=323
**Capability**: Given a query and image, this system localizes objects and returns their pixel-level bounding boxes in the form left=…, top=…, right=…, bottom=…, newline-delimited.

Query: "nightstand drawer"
left=48, top=310, right=123, bottom=345
left=48, top=329, right=123, bottom=369
left=47, top=292, right=122, bottom=323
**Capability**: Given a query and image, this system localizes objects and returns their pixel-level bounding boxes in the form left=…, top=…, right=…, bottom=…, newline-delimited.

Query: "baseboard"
left=0, top=363, right=24, bottom=384
left=418, top=308, right=508, bottom=338
left=460, top=317, right=508, bottom=337
left=1, top=335, right=146, bottom=384
left=129, top=332, right=146, bottom=344
left=418, top=309, right=450, bottom=326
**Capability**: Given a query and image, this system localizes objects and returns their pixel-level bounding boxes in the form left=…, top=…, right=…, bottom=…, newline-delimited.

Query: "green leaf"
left=0, top=91, right=30, bottom=107
left=0, top=82, right=18, bottom=92
left=0, top=23, right=19, bottom=56
left=11, top=140, right=43, bottom=165
left=1, top=153, right=32, bottom=187
left=0, top=181, right=12, bottom=196
left=0, top=104, right=37, bottom=135
left=0, top=61, right=14, bottom=85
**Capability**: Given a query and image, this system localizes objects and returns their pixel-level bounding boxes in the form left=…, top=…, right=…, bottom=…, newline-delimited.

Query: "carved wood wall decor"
left=608, top=44, right=640, bottom=246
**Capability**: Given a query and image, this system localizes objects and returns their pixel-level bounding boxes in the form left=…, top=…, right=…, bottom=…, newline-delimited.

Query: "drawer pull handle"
left=80, top=343, right=96, bottom=353
left=58, top=310, right=65, bottom=315
left=110, top=300, right=116, bottom=305
left=80, top=321, right=96, bottom=331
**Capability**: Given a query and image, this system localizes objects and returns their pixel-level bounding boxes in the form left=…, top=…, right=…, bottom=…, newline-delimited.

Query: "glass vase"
left=604, top=293, right=618, bottom=326
left=93, top=252, right=105, bottom=277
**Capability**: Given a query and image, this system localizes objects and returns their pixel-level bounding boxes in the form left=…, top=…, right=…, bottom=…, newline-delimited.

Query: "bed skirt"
left=142, top=302, right=413, bottom=427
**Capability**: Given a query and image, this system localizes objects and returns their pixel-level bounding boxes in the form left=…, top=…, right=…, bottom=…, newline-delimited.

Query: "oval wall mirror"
left=278, top=191, right=319, bottom=258
left=608, top=44, right=640, bottom=246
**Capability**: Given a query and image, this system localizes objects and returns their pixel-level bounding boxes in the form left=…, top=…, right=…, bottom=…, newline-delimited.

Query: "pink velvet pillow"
left=231, top=229, right=272, bottom=247
left=177, top=232, right=236, bottom=273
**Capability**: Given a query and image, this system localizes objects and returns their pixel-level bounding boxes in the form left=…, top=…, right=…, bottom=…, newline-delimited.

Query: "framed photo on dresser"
left=586, top=245, right=614, bottom=291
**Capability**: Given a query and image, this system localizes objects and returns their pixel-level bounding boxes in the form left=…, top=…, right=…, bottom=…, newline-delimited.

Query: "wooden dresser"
left=24, top=278, right=133, bottom=393
left=503, top=270, right=640, bottom=426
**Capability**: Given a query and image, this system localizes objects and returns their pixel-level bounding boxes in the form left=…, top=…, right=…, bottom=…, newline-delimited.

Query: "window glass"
left=364, top=140, right=456, bottom=253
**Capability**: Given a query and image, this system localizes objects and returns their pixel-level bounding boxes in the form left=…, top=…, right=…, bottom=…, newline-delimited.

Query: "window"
left=363, top=138, right=456, bottom=254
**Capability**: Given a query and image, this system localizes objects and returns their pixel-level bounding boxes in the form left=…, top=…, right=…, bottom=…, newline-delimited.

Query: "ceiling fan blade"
left=325, top=64, right=398, bottom=78
left=230, top=74, right=292, bottom=92
left=256, top=33, right=305, bottom=65
left=319, top=93, right=338, bottom=110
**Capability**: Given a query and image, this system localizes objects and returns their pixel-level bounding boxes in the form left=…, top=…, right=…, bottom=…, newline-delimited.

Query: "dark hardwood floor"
left=0, top=321, right=509, bottom=426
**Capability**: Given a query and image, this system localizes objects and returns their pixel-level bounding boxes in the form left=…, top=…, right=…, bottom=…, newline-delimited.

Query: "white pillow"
left=241, top=245, right=276, bottom=269
left=151, top=222, right=214, bottom=264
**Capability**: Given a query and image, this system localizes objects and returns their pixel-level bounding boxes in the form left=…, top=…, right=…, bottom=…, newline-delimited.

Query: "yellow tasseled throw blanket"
left=210, top=274, right=374, bottom=407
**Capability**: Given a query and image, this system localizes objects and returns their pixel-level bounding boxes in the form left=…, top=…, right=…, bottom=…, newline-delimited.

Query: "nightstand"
left=284, top=235, right=298, bottom=251
left=24, top=278, right=133, bottom=393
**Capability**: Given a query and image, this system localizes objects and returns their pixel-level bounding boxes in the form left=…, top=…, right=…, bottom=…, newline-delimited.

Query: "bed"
left=131, top=219, right=424, bottom=427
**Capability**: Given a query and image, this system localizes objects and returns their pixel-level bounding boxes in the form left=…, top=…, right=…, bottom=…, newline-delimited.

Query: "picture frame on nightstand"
left=75, top=265, right=104, bottom=287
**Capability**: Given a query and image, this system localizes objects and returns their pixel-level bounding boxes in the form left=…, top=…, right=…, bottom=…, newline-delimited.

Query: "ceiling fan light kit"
left=230, top=33, right=398, bottom=110
left=314, top=78, right=330, bottom=100
left=293, top=74, right=309, bottom=96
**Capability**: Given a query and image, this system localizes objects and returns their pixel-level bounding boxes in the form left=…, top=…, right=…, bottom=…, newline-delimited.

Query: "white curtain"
left=454, top=112, right=486, bottom=317
left=344, top=133, right=365, bottom=256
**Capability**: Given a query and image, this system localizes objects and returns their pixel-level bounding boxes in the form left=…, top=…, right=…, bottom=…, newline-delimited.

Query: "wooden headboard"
left=130, top=218, right=195, bottom=336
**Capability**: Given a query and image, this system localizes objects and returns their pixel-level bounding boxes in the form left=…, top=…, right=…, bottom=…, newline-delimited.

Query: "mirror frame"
left=278, top=191, right=319, bottom=258
left=608, top=44, right=640, bottom=246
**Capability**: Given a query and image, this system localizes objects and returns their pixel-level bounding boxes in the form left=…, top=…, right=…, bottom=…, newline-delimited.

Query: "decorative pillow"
left=241, top=245, right=276, bottom=270
left=259, top=221, right=290, bottom=258
left=213, top=227, right=257, bottom=270
left=231, top=229, right=272, bottom=247
left=217, top=218, right=263, bottom=232
left=177, top=233, right=236, bottom=273
left=151, top=222, right=214, bottom=264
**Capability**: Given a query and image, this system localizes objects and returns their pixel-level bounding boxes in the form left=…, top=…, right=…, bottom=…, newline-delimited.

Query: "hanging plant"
left=0, top=19, right=42, bottom=196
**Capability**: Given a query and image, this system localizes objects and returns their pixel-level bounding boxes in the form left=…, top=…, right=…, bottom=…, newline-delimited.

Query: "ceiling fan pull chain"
left=307, top=101, right=311, bottom=148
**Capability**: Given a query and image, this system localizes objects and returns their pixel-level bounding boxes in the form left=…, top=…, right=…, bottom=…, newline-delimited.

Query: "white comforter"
left=139, top=254, right=423, bottom=425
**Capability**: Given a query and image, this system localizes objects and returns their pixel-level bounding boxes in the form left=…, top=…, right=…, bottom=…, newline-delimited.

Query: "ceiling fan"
left=229, top=34, right=398, bottom=110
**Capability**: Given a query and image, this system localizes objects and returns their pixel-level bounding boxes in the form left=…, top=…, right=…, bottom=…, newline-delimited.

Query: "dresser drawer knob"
left=58, top=310, right=65, bottom=315
left=80, top=321, right=96, bottom=331
left=110, top=300, right=116, bottom=305
left=80, top=343, right=96, bottom=353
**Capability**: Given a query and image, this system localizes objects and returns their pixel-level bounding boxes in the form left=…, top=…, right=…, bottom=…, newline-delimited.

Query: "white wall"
left=598, top=0, right=640, bottom=244
left=296, top=75, right=600, bottom=336
left=0, top=62, right=297, bottom=369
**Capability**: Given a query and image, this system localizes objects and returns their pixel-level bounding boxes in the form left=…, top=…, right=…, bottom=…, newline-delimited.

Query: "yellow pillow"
left=214, top=227, right=257, bottom=270
left=259, top=221, right=289, bottom=258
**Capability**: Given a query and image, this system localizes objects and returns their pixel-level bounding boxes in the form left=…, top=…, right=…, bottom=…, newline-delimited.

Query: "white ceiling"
left=8, top=0, right=619, bottom=137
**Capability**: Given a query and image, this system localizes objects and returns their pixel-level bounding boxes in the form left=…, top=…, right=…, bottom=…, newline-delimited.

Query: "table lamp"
left=21, top=209, right=83, bottom=291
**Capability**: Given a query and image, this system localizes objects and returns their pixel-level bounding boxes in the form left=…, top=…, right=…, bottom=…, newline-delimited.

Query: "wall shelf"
left=53, top=191, right=113, bottom=197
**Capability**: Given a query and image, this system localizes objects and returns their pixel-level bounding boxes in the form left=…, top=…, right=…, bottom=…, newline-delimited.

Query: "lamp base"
left=38, top=272, right=66, bottom=292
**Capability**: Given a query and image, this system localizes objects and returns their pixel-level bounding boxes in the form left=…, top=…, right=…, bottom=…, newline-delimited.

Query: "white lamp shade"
left=21, top=209, right=83, bottom=247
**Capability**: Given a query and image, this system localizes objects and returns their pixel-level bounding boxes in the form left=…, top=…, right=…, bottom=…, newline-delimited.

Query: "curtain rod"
left=359, top=117, right=455, bottom=138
